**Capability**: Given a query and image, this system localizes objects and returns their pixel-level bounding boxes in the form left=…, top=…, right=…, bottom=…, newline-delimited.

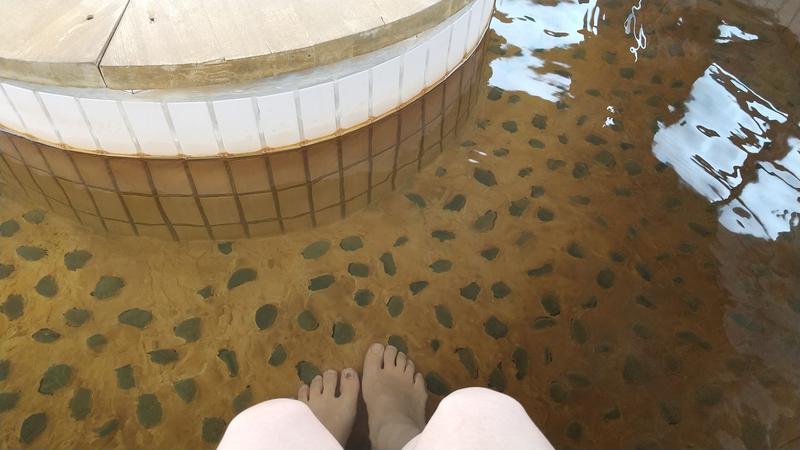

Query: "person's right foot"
left=362, top=343, right=428, bottom=450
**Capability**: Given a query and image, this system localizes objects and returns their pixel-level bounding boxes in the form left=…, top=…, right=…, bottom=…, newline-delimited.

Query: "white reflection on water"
left=489, top=0, right=601, bottom=102
left=716, top=22, right=759, bottom=44
left=653, top=63, right=799, bottom=240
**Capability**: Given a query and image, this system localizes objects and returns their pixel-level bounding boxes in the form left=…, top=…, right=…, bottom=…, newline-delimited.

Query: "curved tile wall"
left=0, top=39, right=487, bottom=240
left=0, top=0, right=494, bottom=158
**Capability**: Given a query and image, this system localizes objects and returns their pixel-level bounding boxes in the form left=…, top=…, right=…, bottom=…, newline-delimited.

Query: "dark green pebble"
left=332, top=322, right=355, bottom=345
left=502, top=121, right=518, bottom=133
left=69, top=388, right=92, bottom=420
left=636, top=263, right=652, bottom=281
left=387, top=335, right=407, bottom=354
left=20, top=412, right=47, bottom=444
left=566, top=372, right=591, bottom=388
left=518, top=167, right=533, bottom=177
left=379, top=252, right=397, bottom=276
left=623, top=355, right=646, bottom=384
left=297, top=310, right=319, bottom=331
left=491, top=282, right=510, bottom=299
left=148, top=349, right=179, bottom=364
left=695, top=384, right=723, bottom=406
left=532, top=114, right=547, bottom=129
left=0, top=220, right=19, bottom=237
left=541, top=293, right=561, bottom=316
left=1, top=359, right=11, bottom=380
left=537, top=207, right=554, bottom=222
left=566, top=422, right=583, bottom=441
left=527, top=263, right=553, bottom=277
left=425, top=372, right=450, bottom=396
left=602, top=51, right=617, bottom=64
left=567, top=242, right=584, bottom=258
left=473, top=167, right=497, bottom=187
left=410, top=281, right=428, bottom=295
left=217, top=242, right=233, bottom=254
left=137, top=394, right=162, bottom=428
left=512, top=347, right=528, bottom=380
left=576, top=115, right=587, bottom=126
left=481, top=247, right=499, bottom=260
left=586, top=88, right=601, bottom=96
left=676, top=331, right=711, bottom=350
left=594, top=150, right=616, bottom=167
left=268, top=345, right=287, bottom=367
left=546, top=159, right=565, bottom=170
left=549, top=382, right=569, bottom=403
left=0, top=262, right=14, bottom=279
left=16, top=245, right=47, bottom=261
left=456, top=348, right=478, bottom=378
left=596, top=269, right=615, bottom=289
left=404, top=192, right=426, bottom=208
left=582, top=296, right=598, bottom=309
left=488, top=364, right=506, bottom=392
left=174, top=378, right=196, bottom=403
left=92, top=276, right=124, bottom=299
left=473, top=210, right=497, bottom=232
left=430, top=339, right=440, bottom=352
left=530, top=185, right=544, bottom=198
left=64, top=308, right=91, bottom=327
left=255, top=305, right=278, bottom=330
left=609, top=250, right=626, bottom=262
left=516, top=231, right=533, bottom=245
left=619, top=68, right=635, bottom=78
left=688, top=222, right=712, bottom=237
left=604, top=407, right=621, bottom=421
left=218, top=349, right=239, bottom=377
left=118, top=308, right=152, bottom=329
left=572, top=162, right=589, bottom=179
left=509, top=198, right=529, bottom=217
left=63, top=248, right=93, bottom=270
left=636, top=295, right=656, bottom=309
left=460, top=282, right=480, bottom=301
left=354, top=289, right=374, bottom=307
left=1, top=294, right=23, bottom=320
left=659, top=401, right=681, bottom=425
left=570, top=319, right=588, bottom=344
left=431, top=230, right=455, bottom=242
left=0, top=391, right=20, bottom=412
left=39, top=364, right=72, bottom=395
left=86, top=334, right=107, bottom=351
left=532, top=316, right=556, bottom=330
left=487, top=86, right=503, bottom=101
left=197, top=286, right=213, bottom=299
left=569, top=194, right=589, bottom=205
left=308, top=274, right=335, bottom=291
left=302, top=241, right=331, bottom=259
left=484, top=316, right=508, bottom=339
left=22, top=210, right=45, bottom=224
left=233, top=386, right=253, bottom=413
left=430, top=259, right=452, bottom=273
left=434, top=305, right=453, bottom=328
left=434, top=167, right=447, bottom=177
left=32, top=328, right=60, bottom=343
left=443, top=194, right=466, bottom=211
left=493, top=148, right=509, bottom=157
left=340, top=236, right=363, bottom=251
left=228, top=268, right=257, bottom=290
left=203, top=417, right=227, bottom=443
left=387, top=296, right=404, bottom=317
left=296, top=361, right=321, bottom=384
left=115, top=365, right=135, bottom=389
left=633, top=323, right=653, bottom=339
left=95, top=419, right=119, bottom=437
left=348, top=263, right=369, bottom=277
left=625, top=161, right=642, bottom=175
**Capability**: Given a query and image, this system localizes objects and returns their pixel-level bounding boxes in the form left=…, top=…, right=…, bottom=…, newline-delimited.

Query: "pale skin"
left=296, top=343, right=428, bottom=449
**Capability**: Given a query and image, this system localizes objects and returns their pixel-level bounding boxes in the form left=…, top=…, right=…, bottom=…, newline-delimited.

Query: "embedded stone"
left=431, top=230, right=455, bottom=242
left=197, top=286, right=213, bottom=299
left=695, top=384, right=723, bottom=406
left=532, top=114, right=548, bottom=129
left=572, top=162, right=589, bottom=179
left=532, top=316, right=556, bottom=330
left=430, top=259, right=452, bottom=273
left=387, top=335, right=407, bottom=354
left=0, top=263, right=14, bottom=279
left=92, top=276, right=124, bottom=299
left=0, top=359, right=9, bottom=381
left=537, top=207, right=554, bottom=222
left=434, top=305, right=453, bottom=328
left=443, top=194, right=466, bottom=212
left=218, top=349, right=239, bottom=377
left=64, top=308, right=91, bottom=327
left=480, top=247, right=499, bottom=260
left=460, top=282, right=480, bottom=301
left=596, top=269, right=615, bottom=289
left=332, top=322, right=355, bottom=345
left=659, top=401, right=681, bottom=425
left=491, top=282, right=511, bottom=299
left=20, top=412, right=47, bottom=444
left=394, top=236, right=408, bottom=247
left=268, top=345, right=287, bottom=367
left=217, top=241, right=233, bottom=255
left=404, top=192, right=426, bottom=208
left=529, top=139, right=545, bottom=149
left=546, top=159, right=565, bottom=170
left=69, top=388, right=92, bottom=420
left=509, top=198, right=529, bottom=217
left=549, top=382, right=568, bottom=403
left=118, top=309, right=152, bottom=328
left=233, top=386, right=253, bottom=413
left=512, top=347, right=528, bottom=380
left=255, top=305, right=278, bottom=330
left=409, top=281, right=428, bottom=295
left=386, top=296, right=404, bottom=317
left=348, top=263, right=369, bottom=277
left=32, top=328, right=60, bottom=343
left=528, top=264, right=553, bottom=277
left=456, top=348, right=478, bottom=378
left=203, top=417, right=227, bottom=443
left=302, top=240, right=331, bottom=260
left=137, top=394, right=163, bottom=428
left=488, top=364, right=506, bottom=392
left=340, top=236, right=363, bottom=251
left=0, top=391, right=20, bottom=412
left=16, top=245, right=47, bottom=261
left=95, top=419, right=119, bottom=437
left=473, top=168, right=497, bottom=187
left=39, top=364, right=72, bottom=395
left=174, top=378, right=196, bottom=403
left=502, top=121, right=517, bottom=133
left=34, top=275, right=58, bottom=298
left=0, top=220, right=19, bottom=237
left=115, top=365, right=135, bottom=389
left=472, top=210, right=497, bottom=232
left=623, top=355, right=646, bottom=384
left=23, top=210, right=45, bottom=224
left=148, top=349, right=179, bottom=364
left=227, top=268, right=257, bottom=290
left=1, top=294, right=23, bottom=321
left=484, top=316, right=508, bottom=339
left=354, top=289, right=375, bottom=307
left=570, top=319, right=588, bottom=344
left=594, top=150, right=616, bottom=167
left=308, top=274, right=335, bottom=291
left=676, top=331, right=711, bottom=350
left=379, top=253, right=397, bottom=276
left=567, top=422, right=583, bottom=441
left=424, top=372, right=450, bottom=396
left=296, top=361, right=321, bottom=384
left=64, top=250, right=92, bottom=271
left=297, top=310, right=319, bottom=331
left=86, top=334, right=107, bottom=351
left=540, top=294, right=561, bottom=316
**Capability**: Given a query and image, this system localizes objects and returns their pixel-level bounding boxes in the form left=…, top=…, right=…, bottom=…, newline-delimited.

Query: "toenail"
left=370, top=343, right=383, bottom=353
left=343, top=369, right=353, bottom=378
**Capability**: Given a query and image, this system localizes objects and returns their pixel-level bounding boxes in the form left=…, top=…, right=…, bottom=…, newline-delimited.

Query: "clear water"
left=1, top=0, right=799, bottom=448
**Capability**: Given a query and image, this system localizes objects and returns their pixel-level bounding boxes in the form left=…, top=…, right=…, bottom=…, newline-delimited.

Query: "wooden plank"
left=0, top=0, right=129, bottom=87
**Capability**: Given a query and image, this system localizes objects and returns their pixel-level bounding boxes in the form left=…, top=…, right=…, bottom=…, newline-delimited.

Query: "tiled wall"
left=0, top=0, right=495, bottom=158
left=0, top=42, right=486, bottom=241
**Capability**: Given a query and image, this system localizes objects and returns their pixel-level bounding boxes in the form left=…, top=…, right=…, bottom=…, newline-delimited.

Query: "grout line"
left=302, top=149, right=317, bottom=227
left=32, top=91, right=63, bottom=146
left=334, top=79, right=343, bottom=131
left=206, top=101, right=226, bottom=154
left=251, top=97, right=269, bottom=151
left=8, top=137, right=54, bottom=210
left=294, top=91, right=306, bottom=141
left=223, top=159, right=251, bottom=238
left=117, top=101, right=142, bottom=155
left=75, top=98, right=102, bottom=151
left=66, top=151, right=108, bottom=232
left=142, top=160, right=179, bottom=241
left=102, top=156, right=139, bottom=236
left=366, top=126, right=374, bottom=204
left=0, top=84, right=29, bottom=133
left=182, top=160, right=216, bottom=240
left=161, top=102, right=184, bottom=156
left=33, top=142, right=82, bottom=224
left=336, top=139, right=346, bottom=219
left=263, top=154, right=286, bottom=232
left=0, top=151, right=31, bottom=198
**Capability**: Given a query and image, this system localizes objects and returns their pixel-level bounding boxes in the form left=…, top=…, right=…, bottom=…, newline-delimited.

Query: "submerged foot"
left=297, top=368, right=360, bottom=447
left=362, top=343, right=428, bottom=450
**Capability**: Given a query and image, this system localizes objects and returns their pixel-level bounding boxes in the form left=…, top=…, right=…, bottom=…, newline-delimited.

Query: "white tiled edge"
left=0, top=0, right=494, bottom=157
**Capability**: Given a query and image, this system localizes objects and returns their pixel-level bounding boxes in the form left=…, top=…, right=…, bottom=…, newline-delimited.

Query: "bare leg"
left=297, top=368, right=360, bottom=447
left=362, top=343, right=428, bottom=450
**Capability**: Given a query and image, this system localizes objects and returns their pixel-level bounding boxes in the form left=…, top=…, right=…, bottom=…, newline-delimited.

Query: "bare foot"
left=297, top=368, right=360, bottom=447
left=362, top=343, right=428, bottom=450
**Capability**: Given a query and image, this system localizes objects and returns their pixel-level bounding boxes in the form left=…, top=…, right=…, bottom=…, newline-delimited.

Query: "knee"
left=439, top=387, right=524, bottom=413
left=229, top=398, right=310, bottom=428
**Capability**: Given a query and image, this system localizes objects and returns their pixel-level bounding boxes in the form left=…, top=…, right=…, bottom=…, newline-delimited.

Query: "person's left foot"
left=298, top=368, right=360, bottom=447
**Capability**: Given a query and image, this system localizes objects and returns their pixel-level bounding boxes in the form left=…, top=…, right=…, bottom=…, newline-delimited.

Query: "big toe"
left=363, top=343, right=384, bottom=375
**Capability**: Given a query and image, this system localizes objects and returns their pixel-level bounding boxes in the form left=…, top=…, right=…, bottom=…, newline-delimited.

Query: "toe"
left=310, top=375, right=324, bottom=397
left=364, top=343, right=384, bottom=374
left=395, top=352, right=407, bottom=371
left=297, top=384, right=310, bottom=402
left=383, top=345, right=398, bottom=368
left=322, top=370, right=338, bottom=397
left=340, top=368, right=360, bottom=401
left=414, top=372, right=425, bottom=388
left=405, top=359, right=415, bottom=375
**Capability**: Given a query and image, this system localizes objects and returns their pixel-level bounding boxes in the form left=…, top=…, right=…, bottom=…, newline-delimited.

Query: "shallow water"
left=1, top=0, right=799, bottom=448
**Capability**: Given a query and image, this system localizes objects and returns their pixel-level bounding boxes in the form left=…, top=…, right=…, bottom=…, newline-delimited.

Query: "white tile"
left=447, top=13, right=470, bottom=71
left=337, top=70, right=370, bottom=129
left=370, top=56, right=401, bottom=117
left=480, top=0, right=495, bottom=33
left=257, top=92, right=301, bottom=148
left=0, top=84, right=26, bottom=133
left=401, top=43, right=428, bottom=103
left=121, top=101, right=178, bottom=156
left=298, top=82, right=337, bottom=140
left=426, top=27, right=452, bottom=85
left=79, top=98, right=137, bottom=154
left=467, top=1, right=485, bottom=49
left=213, top=97, right=262, bottom=154
left=167, top=102, right=219, bottom=156
left=3, top=84, right=60, bottom=144
left=39, top=92, right=96, bottom=151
